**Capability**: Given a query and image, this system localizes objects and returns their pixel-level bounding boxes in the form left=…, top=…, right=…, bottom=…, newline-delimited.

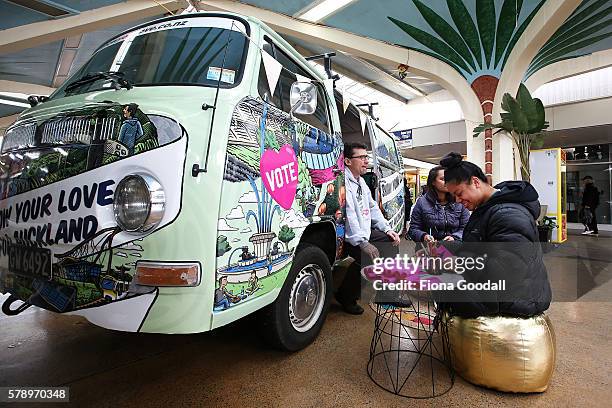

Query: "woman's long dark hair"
left=440, top=152, right=487, bottom=185
left=427, top=165, right=453, bottom=203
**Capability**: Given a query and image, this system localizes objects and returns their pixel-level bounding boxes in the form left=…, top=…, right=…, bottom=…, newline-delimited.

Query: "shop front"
left=563, top=143, right=611, bottom=230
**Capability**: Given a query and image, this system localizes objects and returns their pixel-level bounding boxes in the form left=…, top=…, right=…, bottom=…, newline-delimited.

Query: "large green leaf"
left=544, top=0, right=609, bottom=45
left=473, top=122, right=498, bottom=137
left=516, top=84, right=539, bottom=130
left=498, top=119, right=514, bottom=133
left=528, top=31, right=612, bottom=75
left=447, top=0, right=482, bottom=68
left=411, top=47, right=466, bottom=76
left=501, top=0, right=546, bottom=69
left=532, top=99, right=548, bottom=132
left=530, top=134, right=545, bottom=150
left=500, top=92, right=514, bottom=113
left=575, top=0, right=597, bottom=14
left=537, top=5, right=612, bottom=56
left=525, top=55, right=583, bottom=78
left=388, top=16, right=473, bottom=73
left=476, top=0, right=496, bottom=68
left=494, top=0, right=518, bottom=67
left=530, top=18, right=612, bottom=67
left=412, top=0, right=477, bottom=71
left=473, top=120, right=515, bottom=137
left=504, top=94, right=529, bottom=133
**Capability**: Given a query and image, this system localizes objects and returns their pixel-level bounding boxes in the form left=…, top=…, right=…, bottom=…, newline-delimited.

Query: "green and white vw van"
left=0, top=12, right=403, bottom=350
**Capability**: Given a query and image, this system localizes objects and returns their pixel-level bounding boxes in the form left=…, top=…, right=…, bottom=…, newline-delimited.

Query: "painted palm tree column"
left=388, top=0, right=553, bottom=182
left=471, top=75, right=499, bottom=180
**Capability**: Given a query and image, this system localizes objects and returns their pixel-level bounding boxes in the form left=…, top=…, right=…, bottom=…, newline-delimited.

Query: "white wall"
left=411, top=120, right=465, bottom=147
left=534, top=66, right=612, bottom=106
left=545, top=96, right=612, bottom=131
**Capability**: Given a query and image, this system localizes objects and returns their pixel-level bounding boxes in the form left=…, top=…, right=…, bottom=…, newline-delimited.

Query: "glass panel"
left=51, top=19, right=247, bottom=99
left=564, top=143, right=611, bottom=225
left=371, top=123, right=401, bottom=168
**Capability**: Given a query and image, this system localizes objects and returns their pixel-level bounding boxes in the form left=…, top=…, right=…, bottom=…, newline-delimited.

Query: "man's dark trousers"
left=589, top=208, right=599, bottom=233
left=337, top=230, right=397, bottom=304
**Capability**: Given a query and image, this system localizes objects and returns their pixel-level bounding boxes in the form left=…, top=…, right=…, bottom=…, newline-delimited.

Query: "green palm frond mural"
left=526, top=0, right=612, bottom=78
left=388, top=0, right=546, bottom=84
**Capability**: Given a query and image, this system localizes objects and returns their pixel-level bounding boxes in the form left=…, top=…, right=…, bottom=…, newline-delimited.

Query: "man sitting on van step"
left=339, top=143, right=401, bottom=314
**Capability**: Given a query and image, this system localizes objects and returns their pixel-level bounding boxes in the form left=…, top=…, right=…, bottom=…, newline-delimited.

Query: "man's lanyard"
left=348, top=175, right=362, bottom=198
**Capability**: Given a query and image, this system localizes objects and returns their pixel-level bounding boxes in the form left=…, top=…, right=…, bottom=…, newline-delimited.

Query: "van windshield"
left=52, top=17, right=248, bottom=99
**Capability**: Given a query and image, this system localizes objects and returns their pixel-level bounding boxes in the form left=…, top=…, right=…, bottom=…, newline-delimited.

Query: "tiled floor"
left=1, top=232, right=610, bottom=407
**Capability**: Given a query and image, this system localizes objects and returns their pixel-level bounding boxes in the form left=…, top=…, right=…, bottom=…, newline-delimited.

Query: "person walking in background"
left=403, top=179, right=413, bottom=235
left=408, top=165, right=470, bottom=244
left=581, top=176, right=600, bottom=236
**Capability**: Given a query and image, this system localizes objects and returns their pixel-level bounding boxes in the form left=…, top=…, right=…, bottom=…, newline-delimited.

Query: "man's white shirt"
left=344, top=170, right=391, bottom=247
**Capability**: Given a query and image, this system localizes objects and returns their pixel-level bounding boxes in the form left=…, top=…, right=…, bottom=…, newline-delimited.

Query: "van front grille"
left=3, top=116, right=120, bottom=153
left=41, top=116, right=92, bottom=144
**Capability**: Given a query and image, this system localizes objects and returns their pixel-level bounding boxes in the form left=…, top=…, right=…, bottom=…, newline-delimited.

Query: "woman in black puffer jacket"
left=408, top=166, right=470, bottom=244
left=438, top=153, right=552, bottom=318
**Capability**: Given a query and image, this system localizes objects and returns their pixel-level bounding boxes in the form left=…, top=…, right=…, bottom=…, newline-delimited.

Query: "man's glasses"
left=350, top=155, right=368, bottom=161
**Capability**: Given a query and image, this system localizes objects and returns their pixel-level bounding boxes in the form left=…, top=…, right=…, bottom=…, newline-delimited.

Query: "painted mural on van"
left=214, top=97, right=344, bottom=311
left=0, top=103, right=185, bottom=312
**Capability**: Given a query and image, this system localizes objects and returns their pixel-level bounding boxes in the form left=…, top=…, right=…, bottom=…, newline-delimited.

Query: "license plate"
left=8, top=245, right=52, bottom=279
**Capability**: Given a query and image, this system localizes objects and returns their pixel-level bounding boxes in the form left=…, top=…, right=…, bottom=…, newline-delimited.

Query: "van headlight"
left=113, top=174, right=165, bottom=233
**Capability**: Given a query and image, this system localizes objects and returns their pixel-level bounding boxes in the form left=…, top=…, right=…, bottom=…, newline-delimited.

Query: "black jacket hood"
left=477, top=181, right=541, bottom=219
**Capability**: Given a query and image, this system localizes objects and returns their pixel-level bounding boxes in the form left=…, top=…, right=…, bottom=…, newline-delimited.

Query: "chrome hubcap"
left=289, top=264, right=326, bottom=332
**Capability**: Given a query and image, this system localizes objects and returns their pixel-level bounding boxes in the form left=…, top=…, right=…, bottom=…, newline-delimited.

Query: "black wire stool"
left=367, top=293, right=454, bottom=399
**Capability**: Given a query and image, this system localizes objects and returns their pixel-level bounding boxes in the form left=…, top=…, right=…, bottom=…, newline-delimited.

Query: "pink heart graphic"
left=260, top=145, right=298, bottom=210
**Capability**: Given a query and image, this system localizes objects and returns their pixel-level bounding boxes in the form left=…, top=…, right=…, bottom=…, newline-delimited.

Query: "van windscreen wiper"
left=64, top=71, right=133, bottom=93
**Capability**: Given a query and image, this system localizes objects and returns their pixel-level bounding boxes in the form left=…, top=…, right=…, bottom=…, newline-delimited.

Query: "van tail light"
left=135, top=262, right=200, bottom=287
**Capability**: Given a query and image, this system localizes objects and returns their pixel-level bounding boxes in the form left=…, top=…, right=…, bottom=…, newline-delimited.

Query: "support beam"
left=525, top=49, right=612, bottom=92
left=352, top=57, right=425, bottom=97
left=494, top=0, right=582, bottom=109
left=0, top=0, right=188, bottom=54
left=195, top=0, right=482, bottom=124
left=290, top=43, right=409, bottom=103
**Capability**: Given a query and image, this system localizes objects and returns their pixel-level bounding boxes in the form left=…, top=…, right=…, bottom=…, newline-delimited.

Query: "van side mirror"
left=290, top=82, right=317, bottom=115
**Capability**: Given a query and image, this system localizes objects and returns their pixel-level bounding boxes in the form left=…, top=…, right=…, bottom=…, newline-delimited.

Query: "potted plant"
left=538, top=216, right=557, bottom=252
left=473, top=84, right=548, bottom=182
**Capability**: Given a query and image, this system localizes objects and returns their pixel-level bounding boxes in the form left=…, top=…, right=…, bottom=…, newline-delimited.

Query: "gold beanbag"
left=444, top=314, right=556, bottom=393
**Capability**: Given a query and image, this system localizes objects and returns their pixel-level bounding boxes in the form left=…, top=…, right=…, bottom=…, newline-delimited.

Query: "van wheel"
left=261, top=244, right=332, bottom=351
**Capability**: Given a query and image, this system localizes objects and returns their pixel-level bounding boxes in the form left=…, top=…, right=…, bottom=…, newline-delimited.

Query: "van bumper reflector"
left=135, top=262, right=200, bottom=287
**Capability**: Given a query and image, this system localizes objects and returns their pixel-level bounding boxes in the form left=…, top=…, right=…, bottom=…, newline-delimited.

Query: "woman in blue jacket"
left=408, top=165, right=470, bottom=243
